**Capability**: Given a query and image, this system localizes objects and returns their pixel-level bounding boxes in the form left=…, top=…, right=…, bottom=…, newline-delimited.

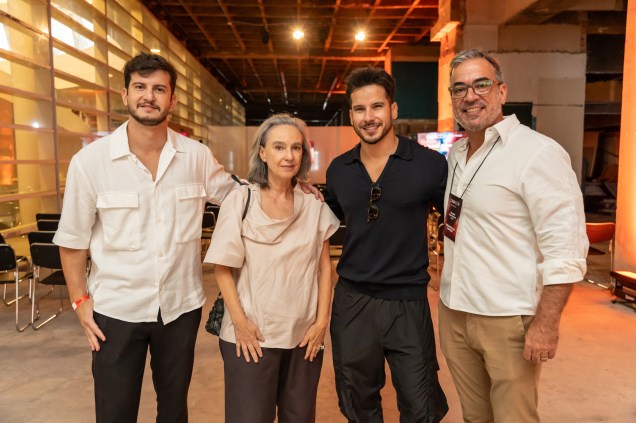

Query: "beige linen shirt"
left=54, top=122, right=236, bottom=324
left=441, top=115, right=588, bottom=316
left=205, top=184, right=340, bottom=349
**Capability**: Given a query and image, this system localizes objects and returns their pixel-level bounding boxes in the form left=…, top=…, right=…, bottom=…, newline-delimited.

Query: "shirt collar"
left=109, top=121, right=186, bottom=160
left=457, top=114, right=520, bottom=151
left=343, top=134, right=413, bottom=164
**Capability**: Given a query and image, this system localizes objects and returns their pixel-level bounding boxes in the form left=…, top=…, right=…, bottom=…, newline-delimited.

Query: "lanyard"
left=449, top=136, right=501, bottom=199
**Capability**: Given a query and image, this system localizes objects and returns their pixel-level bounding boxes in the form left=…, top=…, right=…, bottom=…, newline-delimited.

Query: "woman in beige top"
left=204, top=113, right=339, bottom=422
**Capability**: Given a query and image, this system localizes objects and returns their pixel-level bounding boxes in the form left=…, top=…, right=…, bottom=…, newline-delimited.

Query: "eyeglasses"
left=366, top=183, right=381, bottom=223
left=448, top=79, right=499, bottom=99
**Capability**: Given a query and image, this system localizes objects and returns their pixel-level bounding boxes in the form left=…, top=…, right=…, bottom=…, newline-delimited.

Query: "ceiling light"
left=150, top=48, right=161, bottom=53
left=355, top=31, right=365, bottom=42
left=292, top=29, right=304, bottom=40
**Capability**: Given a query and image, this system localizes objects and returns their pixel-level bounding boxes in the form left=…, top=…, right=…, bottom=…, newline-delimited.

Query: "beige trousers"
left=438, top=301, right=542, bottom=423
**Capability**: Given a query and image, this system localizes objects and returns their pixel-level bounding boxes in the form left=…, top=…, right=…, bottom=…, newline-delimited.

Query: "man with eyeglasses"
left=324, top=66, right=448, bottom=422
left=439, top=48, right=588, bottom=422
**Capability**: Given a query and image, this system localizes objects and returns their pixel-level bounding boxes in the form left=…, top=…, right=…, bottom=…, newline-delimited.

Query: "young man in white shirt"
left=439, top=48, right=588, bottom=423
left=54, top=52, right=239, bottom=422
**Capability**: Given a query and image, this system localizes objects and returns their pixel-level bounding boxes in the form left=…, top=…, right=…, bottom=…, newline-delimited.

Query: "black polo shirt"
left=325, top=135, right=447, bottom=300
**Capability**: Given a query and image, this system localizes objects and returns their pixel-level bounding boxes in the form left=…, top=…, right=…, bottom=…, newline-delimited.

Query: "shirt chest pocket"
left=175, top=184, right=206, bottom=243
left=96, top=192, right=140, bottom=251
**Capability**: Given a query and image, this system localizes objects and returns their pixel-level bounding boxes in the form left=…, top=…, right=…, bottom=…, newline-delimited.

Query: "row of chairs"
left=1, top=213, right=66, bottom=332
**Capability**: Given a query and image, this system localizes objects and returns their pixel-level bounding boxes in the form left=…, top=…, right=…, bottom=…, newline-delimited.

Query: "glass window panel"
left=7, top=163, right=59, bottom=194
left=109, top=68, right=124, bottom=92
left=108, top=48, right=128, bottom=73
left=109, top=91, right=126, bottom=116
left=0, top=200, right=22, bottom=229
left=0, top=60, right=52, bottom=95
left=110, top=116, right=126, bottom=131
left=58, top=133, right=90, bottom=162
left=88, top=0, right=105, bottom=14
left=0, top=0, right=49, bottom=31
left=143, top=29, right=161, bottom=54
left=0, top=129, right=55, bottom=161
left=0, top=94, right=54, bottom=129
left=55, top=75, right=108, bottom=112
left=142, top=9, right=161, bottom=39
left=51, top=18, right=97, bottom=56
left=108, top=1, right=132, bottom=33
left=53, top=46, right=100, bottom=85
left=56, top=104, right=105, bottom=135
left=1, top=193, right=59, bottom=229
left=0, top=20, right=51, bottom=66
left=113, top=0, right=142, bottom=23
left=51, top=0, right=106, bottom=39
left=107, top=25, right=133, bottom=56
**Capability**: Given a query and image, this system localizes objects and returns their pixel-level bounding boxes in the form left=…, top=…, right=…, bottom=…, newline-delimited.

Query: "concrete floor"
left=1, top=241, right=635, bottom=422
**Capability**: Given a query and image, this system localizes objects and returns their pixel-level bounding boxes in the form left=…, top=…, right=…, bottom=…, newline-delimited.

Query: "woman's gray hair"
left=449, top=48, right=505, bottom=83
left=247, top=113, right=312, bottom=188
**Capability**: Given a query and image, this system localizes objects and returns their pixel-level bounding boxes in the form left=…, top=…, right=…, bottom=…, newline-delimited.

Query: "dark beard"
left=353, top=122, right=393, bottom=145
left=128, top=104, right=169, bottom=127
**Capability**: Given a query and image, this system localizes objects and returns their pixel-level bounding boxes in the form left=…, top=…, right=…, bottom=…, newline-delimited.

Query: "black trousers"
left=330, top=283, right=448, bottom=423
left=219, top=339, right=323, bottom=423
left=92, top=307, right=202, bottom=423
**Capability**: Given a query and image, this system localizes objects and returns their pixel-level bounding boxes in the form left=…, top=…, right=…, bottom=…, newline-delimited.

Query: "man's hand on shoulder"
left=299, top=182, right=324, bottom=201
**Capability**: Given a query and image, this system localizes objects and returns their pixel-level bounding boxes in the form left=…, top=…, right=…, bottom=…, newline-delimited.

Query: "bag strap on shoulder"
left=230, top=174, right=250, bottom=221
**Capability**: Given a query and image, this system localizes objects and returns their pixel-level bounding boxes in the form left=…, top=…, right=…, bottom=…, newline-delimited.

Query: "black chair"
left=206, top=203, right=221, bottom=221
left=36, top=219, right=59, bottom=231
left=201, top=211, right=216, bottom=260
left=0, top=244, right=33, bottom=332
left=35, top=213, right=61, bottom=221
left=0, top=233, right=29, bottom=271
left=29, top=243, right=67, bottom=330
left=27, top=231, right=56, bottom=245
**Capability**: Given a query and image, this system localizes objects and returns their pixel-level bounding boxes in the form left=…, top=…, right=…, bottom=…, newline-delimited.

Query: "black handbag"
left=205, top=293, right=225, bottom=336
left=205, top=182, right=250, bottom=336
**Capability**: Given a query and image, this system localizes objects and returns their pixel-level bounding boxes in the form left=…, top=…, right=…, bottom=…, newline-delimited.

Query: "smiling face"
left=349, top=84, right=398, bottom=145
left=450, top=58, right=507, bottom=135
left=259, top=124, right=303, bottom=184
left=122, top=70, right=176, bottom=127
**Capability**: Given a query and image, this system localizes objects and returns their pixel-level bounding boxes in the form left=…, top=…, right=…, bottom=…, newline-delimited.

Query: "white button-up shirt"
left=440, top=115, right=588, bottom=316
left=54, top=122, right=236, bottom=323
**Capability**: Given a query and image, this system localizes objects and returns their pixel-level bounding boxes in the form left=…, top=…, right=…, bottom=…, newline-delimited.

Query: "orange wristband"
left=72, top=294, right=90, bottom=311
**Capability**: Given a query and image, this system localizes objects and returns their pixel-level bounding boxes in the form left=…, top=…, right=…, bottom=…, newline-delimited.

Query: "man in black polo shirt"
left=325, top=67, right=448, bottom=422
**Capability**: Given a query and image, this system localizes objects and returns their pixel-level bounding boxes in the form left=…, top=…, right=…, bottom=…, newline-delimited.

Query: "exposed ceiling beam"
left=378, top=0, right=421, bottom=52
left=177, top=0, right=219, bottom=50
left=351, top=0, right=382, bottom=54
left=201, top=52, right=386, bottom=61
left=324, top=0, right=341, bottom=52
left=244, top=88, right=345, bottom=95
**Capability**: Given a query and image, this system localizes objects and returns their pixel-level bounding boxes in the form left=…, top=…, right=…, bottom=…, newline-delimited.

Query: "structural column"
left=614, top=2, right=636, bottom=272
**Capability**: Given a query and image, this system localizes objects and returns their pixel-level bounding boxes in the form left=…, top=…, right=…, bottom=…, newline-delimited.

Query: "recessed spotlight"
left=355, top=31, right=365, bottom=42
left=292, top=29, right=304, bottom=40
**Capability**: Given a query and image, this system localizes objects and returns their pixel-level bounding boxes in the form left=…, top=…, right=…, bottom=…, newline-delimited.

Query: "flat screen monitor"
left=417, top=131, right=465, bottom=157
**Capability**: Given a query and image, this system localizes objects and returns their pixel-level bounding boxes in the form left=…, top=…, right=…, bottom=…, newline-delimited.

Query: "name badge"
left=444, top=193, right=463, bottom=242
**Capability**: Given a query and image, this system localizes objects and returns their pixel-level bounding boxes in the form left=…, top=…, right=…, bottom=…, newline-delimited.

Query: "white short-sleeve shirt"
left=54, top=122, right=236, bottom=324
left=440, top=115, right=588, bottom=316
left=204, top=184, right=340, bottom=349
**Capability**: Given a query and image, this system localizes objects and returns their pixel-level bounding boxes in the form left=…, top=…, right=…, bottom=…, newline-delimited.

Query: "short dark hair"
left=247, top=113, right=312, bottom=189
left=345, top=66, right=396, bottom=106
left=450, top=48, right=505, bottom=83
left=124, top=52, right=177, bottom=94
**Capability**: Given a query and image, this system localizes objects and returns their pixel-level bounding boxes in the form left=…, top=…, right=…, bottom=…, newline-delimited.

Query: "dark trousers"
left=219, top=339, right=323, bottom=423
left=92, top=307, right=202, bottom=423
left=330, top=283, right=448, bottom=423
